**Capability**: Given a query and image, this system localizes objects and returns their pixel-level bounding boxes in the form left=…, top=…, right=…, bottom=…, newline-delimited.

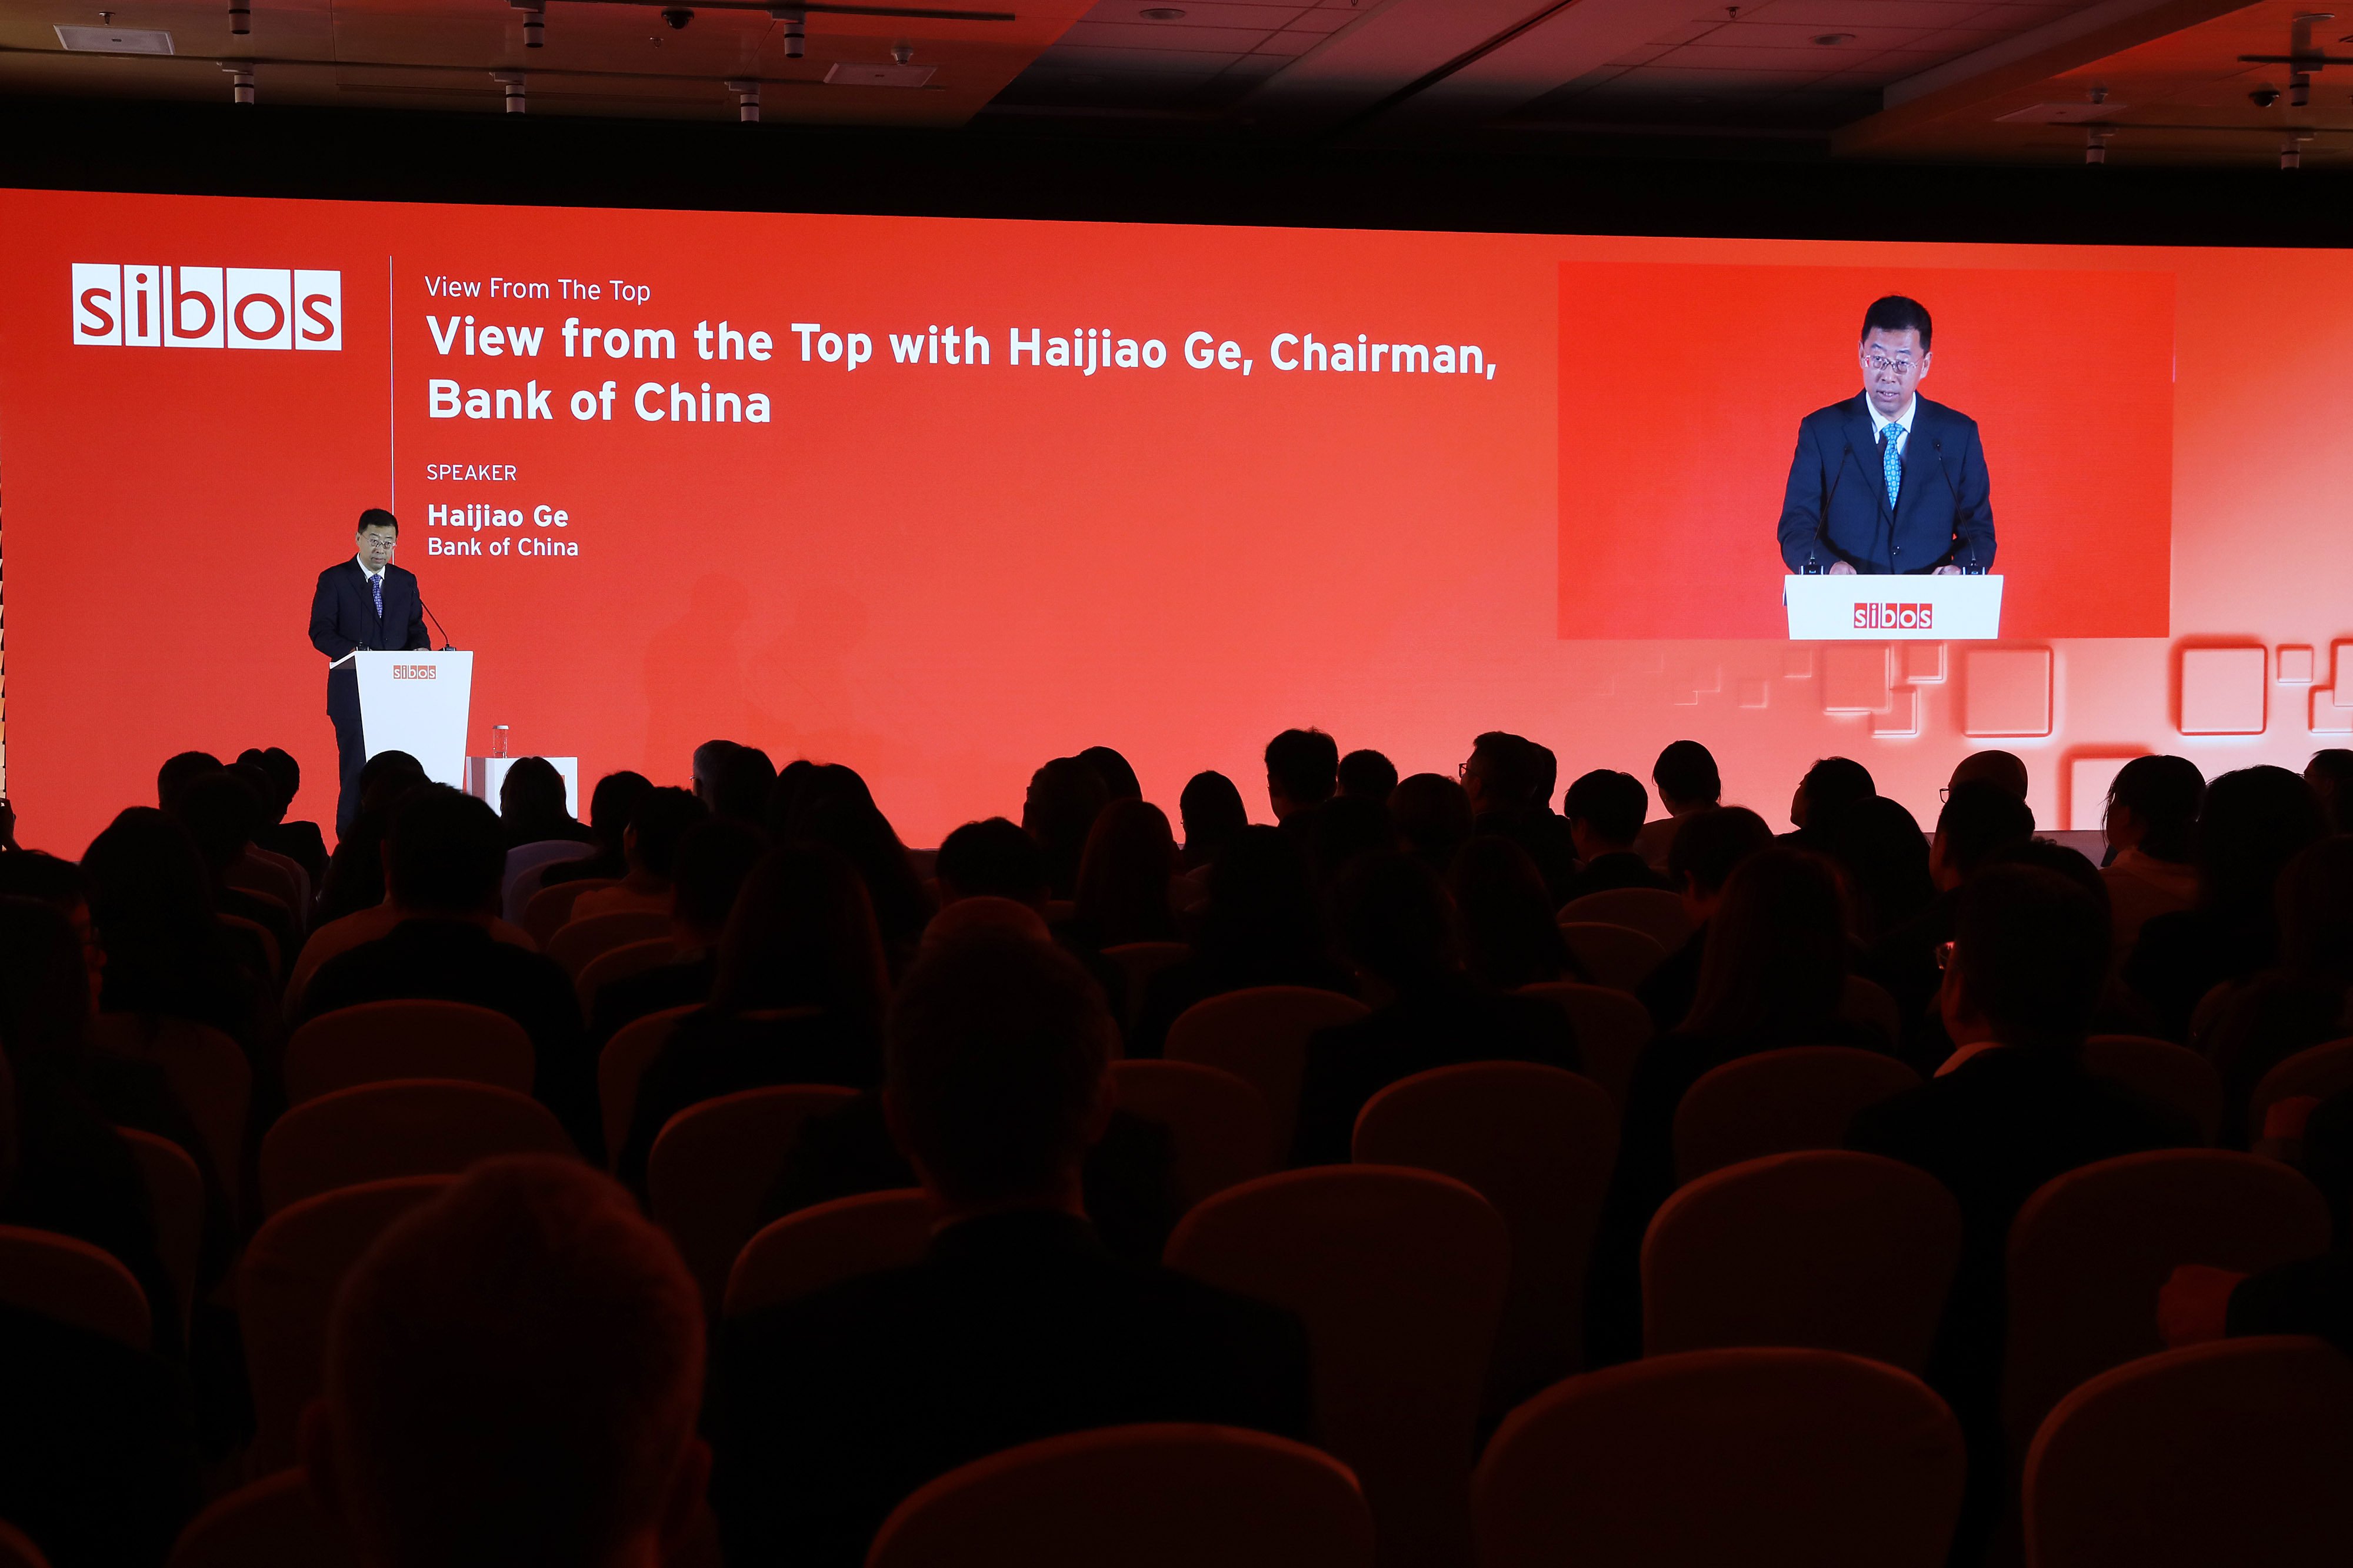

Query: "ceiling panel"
left=0, top=0, right=2331, bottom=165
left=0, top=0, right=1094, bottom=122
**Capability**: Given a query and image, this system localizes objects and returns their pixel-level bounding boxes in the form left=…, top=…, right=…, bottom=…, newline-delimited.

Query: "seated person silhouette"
left=709, top=930, right=1311, bottom=1568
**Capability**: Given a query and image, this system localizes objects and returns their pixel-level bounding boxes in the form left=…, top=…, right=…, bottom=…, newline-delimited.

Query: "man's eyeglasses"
left=1864, top=353, right=1919, bottom=375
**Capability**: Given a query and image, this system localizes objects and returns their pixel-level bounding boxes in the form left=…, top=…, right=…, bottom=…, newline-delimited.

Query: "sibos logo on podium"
left=391, top=665, right=437, bottom=680
left=71, top=265, right=341, bottom=350
left=1854, top=602, right=1934, bottom=631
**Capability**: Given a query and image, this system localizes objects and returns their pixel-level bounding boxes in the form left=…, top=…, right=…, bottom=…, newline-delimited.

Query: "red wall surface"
left=0, top=189, right=2345, bottom=852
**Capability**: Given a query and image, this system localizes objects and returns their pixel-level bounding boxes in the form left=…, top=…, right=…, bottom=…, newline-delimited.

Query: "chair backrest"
left=1516, top=982, right=1655, bottom=1107
left=724, top=1187, right=933, bottom=1318
left=1673, top=1046, right=1921, bottom=1184
left=1556, top=921, right=1668, bottom=992
left=598, top=1004, right=701, bottom=1169
left=548, top=910, right=674, bottom=977
left=283, top=1000, right=535, bottom=1105
left=647, top=1083, right=862, bottom=1309
left=867, top=1423, right=1375, bottom=1568
left=257, top=1079, right=575, bottom=1215
left=2083, top=1035, right=2223, bottom=1145
left=1166, top=1165, right=1508, bottom=1568
left=219, top=912, right=283, bottom=981
left=166, top=1469, right=350, bottom=1568
left=1839, top=973, right=1904, bottom=1047
left=2004, top=1148, right=2332, bottom=1448
left=1642, top=1150, right=1962, bottom=1373
left=239, top=1176, right=455, bottom=1470
left=1472, top=1346, right=1965, bottom=1568
left=1164, top=986, right=1371, bottom=1153
left=523, top=877, right=615, bottom=948
left=2248, top=1036, right=2353, bottom=1145
left=2022, top=1336, right=2353, bottom=1568
left=575, top=936, right=678, bottom=1015
left=116, top=1127, right=205, bottom=1335
left=231, top=852, right=305, bottom=920
left=1558, top=888, right=1691, bottom=950
left=1101, top=940, right=1194, bottom=1033
left=0, top=1520, right=51, bottom=1568
left=92, top=1013, right=250, bottom=1191
left=1108, top=1059, right=1277, bottom=1213
left=0, top=1224, right=152, bottom=1351
left=503, top=839, right=597, bottom=925
left=1352, top=1061, right=1618, bottom=1406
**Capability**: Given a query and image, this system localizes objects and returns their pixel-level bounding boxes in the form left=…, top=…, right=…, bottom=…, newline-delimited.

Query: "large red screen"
left=1, top=189, right=2344, bottom=851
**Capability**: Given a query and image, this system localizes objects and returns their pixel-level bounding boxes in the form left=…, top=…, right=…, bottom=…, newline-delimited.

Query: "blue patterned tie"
left=370, top=571, right=384, bottom=618
left=1882, top=422, right=1905, bottom=511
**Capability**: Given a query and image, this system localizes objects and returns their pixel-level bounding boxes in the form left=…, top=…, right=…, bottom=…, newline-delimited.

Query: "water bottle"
left=491, top=724, right=510, bottom=759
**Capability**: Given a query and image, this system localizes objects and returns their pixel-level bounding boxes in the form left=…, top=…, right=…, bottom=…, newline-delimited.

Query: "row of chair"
left=153, top=1332, right=2353, bottom=1568
left=265, top=985, right=2334, bottom=1220
left=44, top=1056, right=2322, bottom=1541
left=67, top=983, right=2353, bottom=1357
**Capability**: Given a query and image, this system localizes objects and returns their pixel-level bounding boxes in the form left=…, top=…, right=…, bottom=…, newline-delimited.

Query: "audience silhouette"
left=2, top=723, right=2345, bottom=1568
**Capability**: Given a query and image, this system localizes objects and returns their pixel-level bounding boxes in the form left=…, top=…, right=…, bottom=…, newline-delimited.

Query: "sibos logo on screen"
left=71, top=264, right=342, bottom=350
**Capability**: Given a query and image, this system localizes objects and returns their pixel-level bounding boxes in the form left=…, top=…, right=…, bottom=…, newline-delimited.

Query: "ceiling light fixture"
left=54, top=24, right=172, bottom=52
left=2238, top=13, right=2342, bottom=109
left=1812, top=32, right=1851, bottom=45
left=725, top=77, right=761, bottom=120
left=222, top=59, right=255, bottom=103
left=228, top=0, right=249, bottom=35
left=492, top=69, right=527, bottom=112
left=771, top=5, right=806, bottom=58
left=1141, top=6, right=1187, bottom=18
left=2084, top=127, right=2109, bottom=165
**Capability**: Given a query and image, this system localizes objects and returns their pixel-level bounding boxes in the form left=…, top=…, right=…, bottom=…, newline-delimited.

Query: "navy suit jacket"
left=309, top=559, right=430, bottom=720
left=1776, top=393, right=1996, bottom=575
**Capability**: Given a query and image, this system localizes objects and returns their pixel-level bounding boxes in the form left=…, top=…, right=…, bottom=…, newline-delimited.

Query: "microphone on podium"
left=425, top=602, right=459, bottom=651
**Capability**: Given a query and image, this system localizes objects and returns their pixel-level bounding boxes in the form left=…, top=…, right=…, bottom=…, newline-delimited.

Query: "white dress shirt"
left=1865, top=393, right=1918, bottom=458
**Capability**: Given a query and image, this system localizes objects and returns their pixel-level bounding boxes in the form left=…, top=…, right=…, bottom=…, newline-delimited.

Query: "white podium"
left=352, top=649, right=474, bottom=788
left=1784, top=575, right=2004, bottom=640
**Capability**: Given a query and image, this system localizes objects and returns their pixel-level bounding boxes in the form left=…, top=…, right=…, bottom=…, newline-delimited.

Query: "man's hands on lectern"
left=1932, top=565, right=1964, bottom=576
left=1827, top=561, right=1857, bottom=576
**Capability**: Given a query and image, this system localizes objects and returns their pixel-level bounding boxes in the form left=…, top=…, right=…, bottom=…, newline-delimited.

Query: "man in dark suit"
left=710, top=931, right=1311, bottom=1568
left=1848, top=864, right=2192, bottom=1562
left=1777, top=295, right=1996, bottom=576
left=1461, top=731, right=1579, bottom=908
left=1557, top=769, right=1672, bottom=907
left=309, top=508, right=432, bottom=837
